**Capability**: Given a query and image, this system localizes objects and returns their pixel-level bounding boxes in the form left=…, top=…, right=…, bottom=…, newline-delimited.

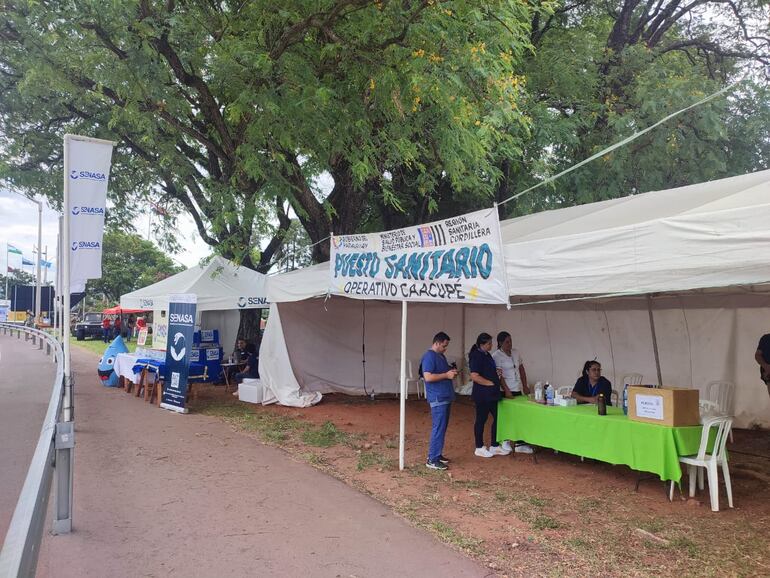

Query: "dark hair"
left=496, top=331, right=511, bottom=348
left=469, top=332, right=493, bottom=356
left=581, top=360, right=601, bottom=379
left=432, top=331, right=451, bottom=344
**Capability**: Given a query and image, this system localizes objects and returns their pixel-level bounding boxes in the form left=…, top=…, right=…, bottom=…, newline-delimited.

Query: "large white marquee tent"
left=120, top=255, right=269, bottom=351
left=261, top=170, right=770, bottom=428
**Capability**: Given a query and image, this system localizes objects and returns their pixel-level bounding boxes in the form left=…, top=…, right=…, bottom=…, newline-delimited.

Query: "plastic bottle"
left=622, top=384, right=629, bottom=416
left=546, top=384, right=554, bottom=405
left=543, top=381, right=550, bottom=404
left=534, top=382, right=543, bottom=403
left=597, top=393, right=607, bottom=416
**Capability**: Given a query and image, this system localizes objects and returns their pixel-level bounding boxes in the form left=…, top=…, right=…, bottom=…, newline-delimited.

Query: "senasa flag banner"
left=330, top=208, right=509, bottom=304
left=66, top=135, right=114, bottom=286
left=161, top=294, right=197, bottom=414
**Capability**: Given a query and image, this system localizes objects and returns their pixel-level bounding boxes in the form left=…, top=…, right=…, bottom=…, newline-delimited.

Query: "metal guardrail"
left=0, top=323, right=73, bottom=578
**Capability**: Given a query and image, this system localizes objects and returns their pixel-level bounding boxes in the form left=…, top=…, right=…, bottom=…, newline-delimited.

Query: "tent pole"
left=399, top=300, right=407, bottom=471
left=647, top=294, right=663, bottom=386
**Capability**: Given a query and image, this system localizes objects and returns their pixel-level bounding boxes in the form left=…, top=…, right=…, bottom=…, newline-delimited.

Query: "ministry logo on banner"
left=160, top=294, right=197, bottom=414
left=65, top=135, right=114, bottom=288
left=330, top=208, right=510, bottom=304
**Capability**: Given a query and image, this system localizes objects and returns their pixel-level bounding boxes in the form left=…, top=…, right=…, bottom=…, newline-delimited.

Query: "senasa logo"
left=70, top=170, right=106, bottom=182
left=237, top=296, right=268, bottom=308
left=169, top=313, right=194, bottom=324
left=71, top=206, right=104, bottom=216
left=71, top=241, right=101, bottom=252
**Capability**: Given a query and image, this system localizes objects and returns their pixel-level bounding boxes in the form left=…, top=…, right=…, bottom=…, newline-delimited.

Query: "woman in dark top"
left=469, top=333, right=511, bottom=458
left=571, top=360, right=613, bottom=405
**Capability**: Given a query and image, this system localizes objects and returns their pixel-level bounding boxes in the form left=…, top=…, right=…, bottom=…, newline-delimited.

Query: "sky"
left=0, top=189, right=212, bottom=279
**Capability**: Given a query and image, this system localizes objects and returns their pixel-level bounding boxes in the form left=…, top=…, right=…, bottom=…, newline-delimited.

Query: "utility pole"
left=35, top=199, right=42, bottom=325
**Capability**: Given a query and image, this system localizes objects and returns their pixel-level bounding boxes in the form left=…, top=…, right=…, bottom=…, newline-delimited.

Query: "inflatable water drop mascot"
left=98, top=335, right=128, bottom=386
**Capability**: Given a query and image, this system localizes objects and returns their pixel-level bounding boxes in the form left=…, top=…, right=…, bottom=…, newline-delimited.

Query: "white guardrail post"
left=0, top=323, right=73, bottom=578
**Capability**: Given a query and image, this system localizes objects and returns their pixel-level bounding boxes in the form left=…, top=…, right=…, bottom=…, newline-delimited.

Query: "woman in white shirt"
left=492, top=331, right=534, bottom=454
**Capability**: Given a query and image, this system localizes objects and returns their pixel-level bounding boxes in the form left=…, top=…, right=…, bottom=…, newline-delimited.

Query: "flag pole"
left=63, top=137, right=73, bottom=422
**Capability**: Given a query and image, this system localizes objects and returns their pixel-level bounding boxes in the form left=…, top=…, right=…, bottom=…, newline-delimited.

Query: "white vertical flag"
left=66, top=135, right=114, bottom=289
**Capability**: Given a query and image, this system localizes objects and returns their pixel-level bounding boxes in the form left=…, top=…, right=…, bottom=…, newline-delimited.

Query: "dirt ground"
left=183, top=385, right=770, bottom=578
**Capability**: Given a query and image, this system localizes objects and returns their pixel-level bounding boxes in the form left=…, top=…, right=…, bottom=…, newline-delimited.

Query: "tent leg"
left=647, top=295, right=663, bottom=386
left=399, top=300, right=407, bottom=471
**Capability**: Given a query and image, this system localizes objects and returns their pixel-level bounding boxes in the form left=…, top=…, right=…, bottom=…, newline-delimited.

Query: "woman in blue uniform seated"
left=469, top=332, right=511, bottom=458
left=571, top=360, right=612, bottom=405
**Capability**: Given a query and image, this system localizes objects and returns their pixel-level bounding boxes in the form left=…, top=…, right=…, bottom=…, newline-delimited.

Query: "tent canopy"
left=261, top=170, right=770, bottom=426
left=268, top=169, right=770, bottom=302
left=103, top=305, right=146, bottom=315
left=120, top=255, right=269, bottom=312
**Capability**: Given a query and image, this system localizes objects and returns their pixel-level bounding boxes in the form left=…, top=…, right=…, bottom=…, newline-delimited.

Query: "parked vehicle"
left=72, top=312, right=104, bottom=341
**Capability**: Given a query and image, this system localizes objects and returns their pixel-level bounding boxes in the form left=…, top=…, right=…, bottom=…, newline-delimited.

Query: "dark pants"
left=235, top=371, right=259, bottom=384
left=427, top=402, right=451, bottom=463
left=474, top=399, right=499, bottom=449
left=102, top=328, right=110, bottom=342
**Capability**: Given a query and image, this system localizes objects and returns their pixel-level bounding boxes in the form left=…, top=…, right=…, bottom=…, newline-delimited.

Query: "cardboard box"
left=628, top=386, right=700, bottom=426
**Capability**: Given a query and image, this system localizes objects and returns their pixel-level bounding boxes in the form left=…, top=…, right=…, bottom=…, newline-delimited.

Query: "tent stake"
left=399, top=300, right=407, bottom=471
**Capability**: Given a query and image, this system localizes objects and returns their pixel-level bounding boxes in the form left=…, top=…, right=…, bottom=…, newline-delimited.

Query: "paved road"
left=37, top=345, right=488, bottom=577
left=0, top=331, right=56, bottom=543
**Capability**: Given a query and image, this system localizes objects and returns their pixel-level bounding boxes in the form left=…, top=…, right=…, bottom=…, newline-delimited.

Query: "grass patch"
left=430, top=521, right=484, bottom=555
left=566, top=537, right=590, bottom=549
left=494, top=490, right=508, bottom=502
left=669, top=536, right=699, bottom=557
left=71, top=337, right=139, bottom=356
left=532, top=515, right=561, bottom=530
left=303, top=452, right=328, bottom=466
left=637, top=517, right=665, bottom=535
left=528, top=496, right=547, bottom=507
left=451, top=479, right=485, bottom=489
left=576, top=497, right=601, bottom=513
left=357, top=450, right=394, bottom=472
left=384, top=437, right=398, bottom=449
left=200, top=403, right=305, bottom=443
left=301, top=421, right=348, bottom=447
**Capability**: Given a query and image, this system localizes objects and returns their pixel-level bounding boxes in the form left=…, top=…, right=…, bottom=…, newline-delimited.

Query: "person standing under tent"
left=754, top=333, right=770, bottom=398
left=126, top=315, right=136, bottom=342
left=492, top=331, right=534, bottom=454
left=469, top=332, right=511, bottom=458
left=113, top=315, right=122, bottom=339
left=101, top=315, right=111, bottom=343
left=421, top=332, right=459, bottom=471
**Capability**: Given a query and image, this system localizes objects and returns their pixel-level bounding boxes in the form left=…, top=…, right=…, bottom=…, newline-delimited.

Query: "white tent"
left=120, top=255, right=269, bottom=350
left=261, top=170, right=770, bottom=429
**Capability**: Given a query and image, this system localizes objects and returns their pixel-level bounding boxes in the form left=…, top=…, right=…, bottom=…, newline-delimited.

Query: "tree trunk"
left=237, top=308, right=263, bottom=348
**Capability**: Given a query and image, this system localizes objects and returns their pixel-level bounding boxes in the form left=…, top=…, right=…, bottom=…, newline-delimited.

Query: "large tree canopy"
left=495, top=0, right=770, bottom=217
left=0, top=0, right=537, bottom=264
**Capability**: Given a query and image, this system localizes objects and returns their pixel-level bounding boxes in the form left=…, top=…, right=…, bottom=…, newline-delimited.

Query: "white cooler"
left=238, top=378, right=265, bottom=404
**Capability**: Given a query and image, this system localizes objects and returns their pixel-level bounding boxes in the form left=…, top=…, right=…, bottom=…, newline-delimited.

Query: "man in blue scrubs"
left=421, top=332, right=459, bottom=470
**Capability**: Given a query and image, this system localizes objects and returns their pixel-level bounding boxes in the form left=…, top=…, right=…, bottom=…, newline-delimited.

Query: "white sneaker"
left=514, top=444, right=534, bottom=454
left=474, top=446, right=494, bottom=458
left=501, top=440, right=513, bottom=452
left=489, top=445, right=511, bottom=456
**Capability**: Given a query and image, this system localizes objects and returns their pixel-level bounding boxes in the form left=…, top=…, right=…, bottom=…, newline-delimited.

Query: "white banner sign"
left=330, top=208, right=509, bottom=304
left=66, top=136, right=114, bottom=286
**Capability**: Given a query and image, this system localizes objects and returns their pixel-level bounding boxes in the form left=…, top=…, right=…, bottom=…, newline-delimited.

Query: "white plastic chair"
left=621, top=373, right=643, bottom=386
left=706, top=381, right=735, bottom=441
left=404, top=360, right=424, bottom=399
left=698, top=399, right=721, bottom=421
left=668, top=416, right=733, bottom=512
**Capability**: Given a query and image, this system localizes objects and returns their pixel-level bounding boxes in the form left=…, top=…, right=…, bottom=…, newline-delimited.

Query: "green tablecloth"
left=497, top=397, right=705, bottom=482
